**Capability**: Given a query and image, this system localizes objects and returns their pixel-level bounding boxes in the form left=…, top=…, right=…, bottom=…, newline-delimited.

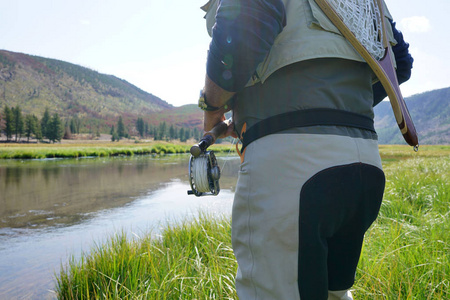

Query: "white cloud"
left=79, top=19, right=91, bottom=26
left=400, top=16, right=431, bottom=33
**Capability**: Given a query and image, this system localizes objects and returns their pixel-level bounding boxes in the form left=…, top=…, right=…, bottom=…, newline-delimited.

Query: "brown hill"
left=0, top=49, right=172, bottom=129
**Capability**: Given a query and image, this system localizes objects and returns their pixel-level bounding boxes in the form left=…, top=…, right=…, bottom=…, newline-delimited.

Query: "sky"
left=1, top=0, right=449, bottom=107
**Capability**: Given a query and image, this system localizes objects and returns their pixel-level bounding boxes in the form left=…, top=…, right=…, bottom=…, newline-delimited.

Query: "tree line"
left=1, top=105, right=64, bottom=143
left=1, top=105, right=206, bottom=143
left=110, top=116, right=203, bottom=142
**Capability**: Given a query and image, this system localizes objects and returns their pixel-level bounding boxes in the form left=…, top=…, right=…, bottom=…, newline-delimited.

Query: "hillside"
left=1, top=49, right=448, bottom=143
left=0, top=49, right=171, bottom=128
left=374, top=87, right=450, bottom=145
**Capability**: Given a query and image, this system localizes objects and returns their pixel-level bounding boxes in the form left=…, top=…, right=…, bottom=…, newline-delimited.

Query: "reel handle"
left=190, top=119, right=231, bottom=157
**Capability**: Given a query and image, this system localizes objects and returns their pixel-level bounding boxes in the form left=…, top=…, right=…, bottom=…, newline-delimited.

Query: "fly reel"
left=187, top=150, right=221, bottom=197
left=187, top=119, right=230, bottom=197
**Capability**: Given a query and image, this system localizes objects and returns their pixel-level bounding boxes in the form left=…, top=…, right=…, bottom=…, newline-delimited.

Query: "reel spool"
left=187, top=150, right=221, bottom=197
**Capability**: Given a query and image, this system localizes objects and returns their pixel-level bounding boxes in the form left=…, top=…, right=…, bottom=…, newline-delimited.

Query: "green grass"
left=0, top=142, right=235, bottom=159
left=55, top=146, right=449, bottom=299
left=353, top=156, right=449, bottom=299
left=55, top=214, right=237, bottom=299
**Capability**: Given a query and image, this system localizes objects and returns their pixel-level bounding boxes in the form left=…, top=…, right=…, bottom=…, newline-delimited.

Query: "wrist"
left=203, top=110, right=226, bottom=132
left=202, top=76, right=236, bottom=109
left=198, top=89, right=223, bottom=111
left=198, top=90, right=232, bottom=112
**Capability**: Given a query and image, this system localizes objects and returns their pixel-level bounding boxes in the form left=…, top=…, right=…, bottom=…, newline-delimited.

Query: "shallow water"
left=0, top=154, right=239, bottom=299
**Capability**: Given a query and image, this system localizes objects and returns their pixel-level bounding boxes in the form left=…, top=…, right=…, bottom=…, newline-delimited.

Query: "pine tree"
left=32, top=115, right=42, bottom=140
left=110, top=125, right=119, bottom=142
left=179, top=127, right=186, bottom=142
left=174, top=126, right=179, bottom=140
left=47, top=113, right=63, bottom=143
left=24, top=114, right=36, bottom=142
left=117, top=116, right=125, bottom=139
left=144, top=122, right=149, bottom=137
left=41, top=108, right=51, bottom=141
left=136, top=117, right=144, bottom=138
left=169, top=125, right=175, bottom=140
left=158, top=121, right=166, bottom=140
left=184, top=128, right=190, bottom=142
left=12, top=106, right=24, bottom=142
left=3, top=105, right=13, bottom=141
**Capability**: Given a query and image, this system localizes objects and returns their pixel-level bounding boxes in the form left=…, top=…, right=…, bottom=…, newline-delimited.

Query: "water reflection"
left=0, top=154, right=239, bottom=299
left=0, top=155, right=238, bottom=230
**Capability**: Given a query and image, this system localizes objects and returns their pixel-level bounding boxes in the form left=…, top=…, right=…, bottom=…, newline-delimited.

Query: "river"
left=0, top=154, right=239, bottom=299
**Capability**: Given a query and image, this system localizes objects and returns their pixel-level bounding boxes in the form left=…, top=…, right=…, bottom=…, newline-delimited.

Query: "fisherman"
left=198, top=0, right=413, bottom=299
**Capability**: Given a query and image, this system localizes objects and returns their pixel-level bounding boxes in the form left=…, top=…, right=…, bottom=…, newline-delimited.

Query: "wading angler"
left=192, top=0, right=415, bottom=299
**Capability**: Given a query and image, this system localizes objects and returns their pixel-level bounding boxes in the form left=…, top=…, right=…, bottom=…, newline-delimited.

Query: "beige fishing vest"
left=202, top=0, right=396, bottom=87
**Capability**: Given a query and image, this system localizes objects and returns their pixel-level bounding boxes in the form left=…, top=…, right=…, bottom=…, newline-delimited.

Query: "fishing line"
left=192, top=155, right=211, bottom=193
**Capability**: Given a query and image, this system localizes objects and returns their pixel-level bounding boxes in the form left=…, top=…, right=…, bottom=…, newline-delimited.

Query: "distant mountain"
left=0, top=49, right=171, bottom=127
left=374, top=87, right=450, bottom=145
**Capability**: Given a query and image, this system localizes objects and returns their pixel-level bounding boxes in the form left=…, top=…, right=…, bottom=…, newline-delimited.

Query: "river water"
left=0, top=154, right=239, bottom=299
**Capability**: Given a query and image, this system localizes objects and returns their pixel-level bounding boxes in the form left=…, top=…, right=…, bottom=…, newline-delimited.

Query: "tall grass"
left=55, top=147, right=449, bottom=299
left=353, top=156, right=449, bottom=299
left=56, top=214, right=237, bottom=299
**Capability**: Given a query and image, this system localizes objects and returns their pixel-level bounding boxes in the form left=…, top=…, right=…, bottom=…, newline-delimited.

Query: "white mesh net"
left=327, top=0, right=385, bottom=60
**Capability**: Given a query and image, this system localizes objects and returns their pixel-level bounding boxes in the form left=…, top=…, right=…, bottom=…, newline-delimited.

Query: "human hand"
left=203, top=111, right=237, bottom=139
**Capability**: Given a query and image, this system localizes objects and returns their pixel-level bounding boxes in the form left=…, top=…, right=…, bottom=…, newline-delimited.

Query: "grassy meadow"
left=12, top=144, right=447, bottom=299
left=0, top=140, right=235, bottom=159
left=354, top=146, right=449, bottom=299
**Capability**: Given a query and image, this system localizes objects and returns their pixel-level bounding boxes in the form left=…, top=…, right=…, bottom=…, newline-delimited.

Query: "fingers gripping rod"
left=187, top=120, right=230, bottom=197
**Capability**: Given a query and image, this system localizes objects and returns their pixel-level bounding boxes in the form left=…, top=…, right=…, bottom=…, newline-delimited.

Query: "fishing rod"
left=187, top=119, right=231, bottom=197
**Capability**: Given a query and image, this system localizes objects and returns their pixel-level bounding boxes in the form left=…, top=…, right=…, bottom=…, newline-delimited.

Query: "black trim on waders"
left=240, top=108, right=376, bottom=152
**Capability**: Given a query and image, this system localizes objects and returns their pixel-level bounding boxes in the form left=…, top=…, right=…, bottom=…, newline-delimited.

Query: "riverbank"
left=54, top=146, right=450, bottom=299
left=0, top=139, right=236, bottom=159
left=0, top=141, right=448, bottom=160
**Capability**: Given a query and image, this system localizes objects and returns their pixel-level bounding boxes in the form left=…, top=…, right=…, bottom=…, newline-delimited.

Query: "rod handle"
left=190, top=119, right=231, bottom=157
